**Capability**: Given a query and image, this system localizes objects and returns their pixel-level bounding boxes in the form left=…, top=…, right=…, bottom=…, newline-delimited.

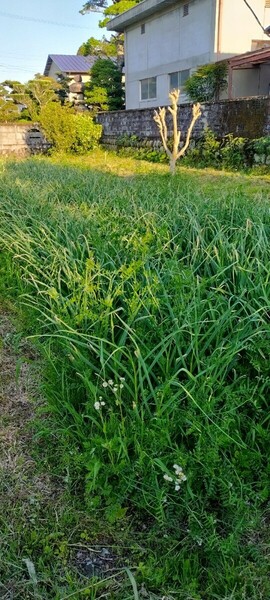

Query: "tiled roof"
left=44, top=54, right=96, bottom=76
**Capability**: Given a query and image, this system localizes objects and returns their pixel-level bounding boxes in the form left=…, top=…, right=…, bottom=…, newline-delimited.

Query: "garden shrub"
left=184, top=62, right=228, bottom=102
left=39, top=103, right=102, bottom=154
left=71, top=112, right=102, bottom=154
left=113, top=130, right=270, bottom=172
left=220, top=134, right=248, bottom=169
left=184, top=128, right=222, bottom=168
left=253, top=136, right=270, bottom=164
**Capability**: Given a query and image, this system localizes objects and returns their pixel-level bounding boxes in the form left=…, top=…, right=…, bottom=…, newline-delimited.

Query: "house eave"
left=107, top=0, right=180, bottom=32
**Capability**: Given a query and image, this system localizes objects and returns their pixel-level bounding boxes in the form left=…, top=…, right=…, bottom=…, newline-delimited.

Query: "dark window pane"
left=180, top=69, right=190, bottom=85
left=141, top=79, right=148, bottom=100
left=170, top=72, right=179, bottom=90
left=148, top=77, right=156, bottom=98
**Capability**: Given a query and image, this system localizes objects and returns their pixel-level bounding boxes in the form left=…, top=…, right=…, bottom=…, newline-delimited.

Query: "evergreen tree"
left=85, top=59, right=124, bottom=111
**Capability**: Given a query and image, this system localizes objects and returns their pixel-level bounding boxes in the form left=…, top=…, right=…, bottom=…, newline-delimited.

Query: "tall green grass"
left=0, top=156, right=269, bottom=598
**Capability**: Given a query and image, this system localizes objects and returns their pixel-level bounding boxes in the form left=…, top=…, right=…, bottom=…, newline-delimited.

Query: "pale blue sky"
left=0, top=0, right=102, bottom=83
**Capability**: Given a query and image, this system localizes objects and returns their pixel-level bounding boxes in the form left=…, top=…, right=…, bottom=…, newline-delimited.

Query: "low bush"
left=39, top=103, right=102, bottom=154
left=115, top=129, right=270, bottom=172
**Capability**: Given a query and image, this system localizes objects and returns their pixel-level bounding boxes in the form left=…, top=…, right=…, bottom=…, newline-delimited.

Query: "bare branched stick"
left=168, top=89, right=181, bottom=161
left=153, top=89, right=201, bottom=173
left=176, top=102, right=201, bottom=159
left=153, top=107, right=169, bottom=156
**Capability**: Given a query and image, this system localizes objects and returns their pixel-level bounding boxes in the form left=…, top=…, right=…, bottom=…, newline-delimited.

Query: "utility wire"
left=243, top=0, right=269, bottom=35
left=0, top=10, right=90, bottom=29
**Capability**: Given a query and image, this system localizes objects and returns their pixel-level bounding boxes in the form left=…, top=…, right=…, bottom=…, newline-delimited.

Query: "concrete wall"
left=125, top=0, right=215, bottom=109
left=231, top=65, right=269, bottom=99
left=96, top=96, right=270, bottom=146
left=0, top=124, right=49, bottom=156
left=216, top=0, right=270, bottom=60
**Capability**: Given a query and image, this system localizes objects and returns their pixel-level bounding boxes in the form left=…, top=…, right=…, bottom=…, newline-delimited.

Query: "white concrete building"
left=107, top=0, right=270, bottom=108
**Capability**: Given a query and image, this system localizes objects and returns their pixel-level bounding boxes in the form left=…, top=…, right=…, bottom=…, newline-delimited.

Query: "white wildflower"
left=175, top=484, right=181, bottom=491
left=163, top=474, right=173, bottom=482
left=108, top=379, right=114, bottom=385
left=113, top=386, right=118, bottom=392
left=119, top=384, right=124, bottom=389
left=173, top=464, right=183, bottom=475
left=102, top=381, right=108, bottom=388
left=120, top=377, right=125, bottom=382
left=94, top=400, right=105, bottom=410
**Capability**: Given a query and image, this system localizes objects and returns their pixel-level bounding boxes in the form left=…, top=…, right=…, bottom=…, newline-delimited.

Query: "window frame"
left=140, top=76, right=157, bottom=100
left=169, top=69, right=190, bottom=92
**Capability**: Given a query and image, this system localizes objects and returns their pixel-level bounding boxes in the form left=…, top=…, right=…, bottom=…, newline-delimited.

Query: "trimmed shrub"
left=39, top=103, right=102, bottom=154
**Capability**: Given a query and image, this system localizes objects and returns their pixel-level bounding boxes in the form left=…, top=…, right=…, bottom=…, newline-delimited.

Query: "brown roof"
left=228, top=47, right=270, bottom=68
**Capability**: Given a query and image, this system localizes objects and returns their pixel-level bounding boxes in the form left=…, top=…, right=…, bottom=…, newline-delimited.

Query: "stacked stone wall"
left=96, top=97, right=270, bottom=148
left=0, top=124, right=49, bottom=156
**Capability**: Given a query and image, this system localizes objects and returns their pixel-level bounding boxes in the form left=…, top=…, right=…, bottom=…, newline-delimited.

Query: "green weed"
left=0, top=154, right=269, bottom=598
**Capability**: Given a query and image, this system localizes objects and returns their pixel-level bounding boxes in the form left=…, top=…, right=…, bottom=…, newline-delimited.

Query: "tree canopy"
left=77, top=35, right=117, bottom=58
left=1, top=75, right=63, bottom=121
left=84, top=58, right=124, bottom=111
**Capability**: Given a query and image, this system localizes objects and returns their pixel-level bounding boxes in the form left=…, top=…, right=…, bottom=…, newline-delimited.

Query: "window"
left=140, top=77, right=157, bottom=100
left=169, top=69, right=190, bottom=91
left=141, top=23, right=145, bottom=34
left=183, top=3, right=189, bottom=16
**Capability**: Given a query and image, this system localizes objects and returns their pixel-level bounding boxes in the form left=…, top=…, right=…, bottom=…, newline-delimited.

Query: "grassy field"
left=0, top=151, right=269, bottom=599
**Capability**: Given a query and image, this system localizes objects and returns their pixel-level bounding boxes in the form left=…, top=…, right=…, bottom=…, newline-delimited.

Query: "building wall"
left=216, top=0, right=270, bottom=59
left=260, top=63, right=270, bottom=95
left=231, top=64, right=270, bottom=99
left=47, top=61, right=90, bottom=84
left=47, top=61, right=61, bottom=80
left=125, top=0, right=216, bottom=109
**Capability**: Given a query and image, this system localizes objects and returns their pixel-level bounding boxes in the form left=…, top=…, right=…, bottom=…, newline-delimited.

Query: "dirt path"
left=0, top=308, right=59, bottom=597
left=0, top=307, right=130, bottom=600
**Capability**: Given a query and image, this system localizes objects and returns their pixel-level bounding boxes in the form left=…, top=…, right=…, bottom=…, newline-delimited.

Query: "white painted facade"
left=107, top=0, right=270, bottom=108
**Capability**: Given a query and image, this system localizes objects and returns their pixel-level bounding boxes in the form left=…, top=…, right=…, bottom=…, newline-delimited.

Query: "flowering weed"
left=0, top=155, right=269, bottom=599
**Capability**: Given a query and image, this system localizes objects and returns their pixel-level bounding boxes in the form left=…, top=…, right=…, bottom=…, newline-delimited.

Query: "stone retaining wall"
left=96, top=97, right=270, bottom=148
left=0, top=123, right=49, bottom=156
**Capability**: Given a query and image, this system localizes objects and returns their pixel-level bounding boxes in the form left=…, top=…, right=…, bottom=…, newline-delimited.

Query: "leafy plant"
left=3, top=75, right=63, bottom=121
left=85, top=58, right=124, bottom=111
left=220, top=134, right=247, bottom=169
left=77, top=35, right=118, bottom=58
left=0, top=154, right=269, bottom=598
left=184, top=62, right=228, bottom=102
left=39, top=103, right=102, bottom=153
